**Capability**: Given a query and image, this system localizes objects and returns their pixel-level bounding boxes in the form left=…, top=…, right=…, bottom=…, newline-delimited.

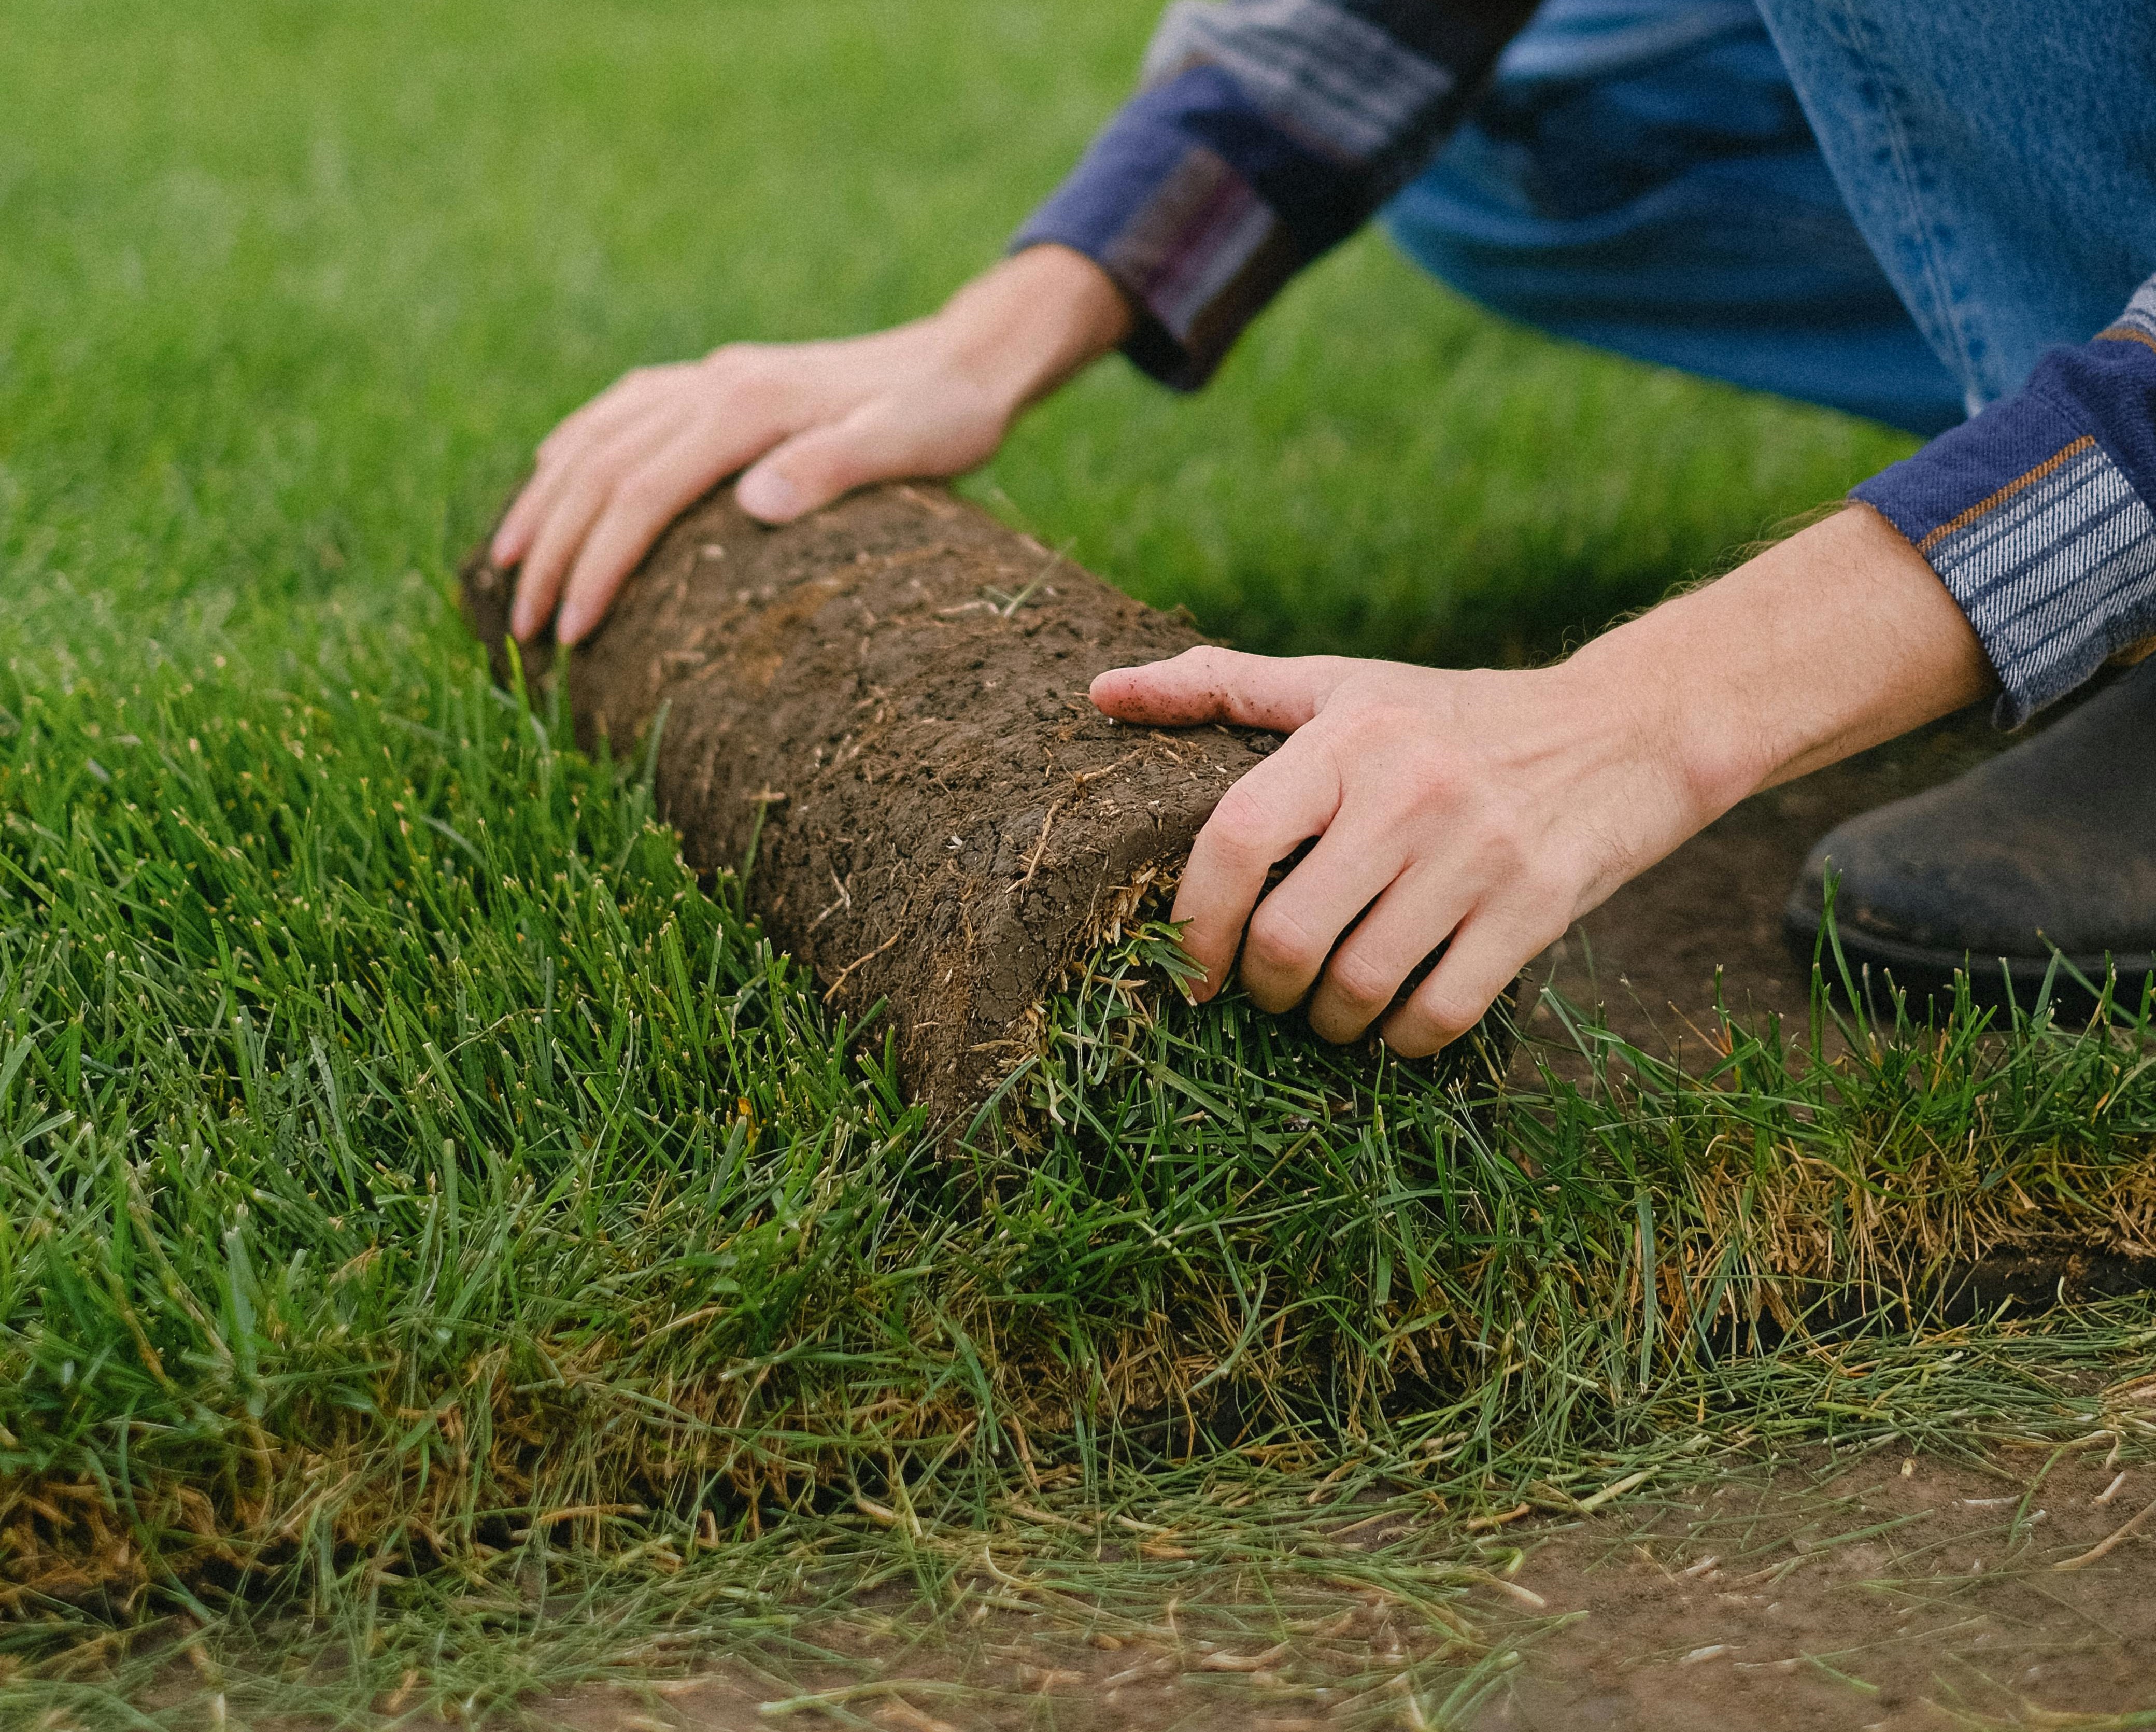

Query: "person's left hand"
left=1086, top=505, right=1997, bottom=1052
left=1087, top=647, right=1710, bottom=1053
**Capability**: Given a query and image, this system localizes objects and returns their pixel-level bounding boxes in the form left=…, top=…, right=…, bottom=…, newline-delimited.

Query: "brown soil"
left=463, top=483, right=1272, bottom=1130
left=1485, top=1451, right=2156, bottom=1729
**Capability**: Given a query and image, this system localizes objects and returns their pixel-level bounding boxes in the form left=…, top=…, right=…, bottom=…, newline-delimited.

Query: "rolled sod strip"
left=462, top=482, right=1276, bottom=1129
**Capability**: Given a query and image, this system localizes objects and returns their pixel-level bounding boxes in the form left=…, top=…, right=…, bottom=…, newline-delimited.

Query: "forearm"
left=1574, top=504, right=1997, bottom=827
left=932, top=244, right=1132, bottom=416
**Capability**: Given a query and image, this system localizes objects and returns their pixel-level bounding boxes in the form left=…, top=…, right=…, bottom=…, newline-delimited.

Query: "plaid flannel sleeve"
left=1853, top=277, right=2156, bottom=727
left=1011, top=0, right=1528, bottom=390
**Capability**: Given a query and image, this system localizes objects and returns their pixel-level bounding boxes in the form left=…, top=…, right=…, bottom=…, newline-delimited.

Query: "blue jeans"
left=1381, top=0, right=2156, bottom=438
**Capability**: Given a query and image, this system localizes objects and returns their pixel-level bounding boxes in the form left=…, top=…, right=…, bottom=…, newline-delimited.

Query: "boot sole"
left=1780, top=910, right=2156, bottom=1017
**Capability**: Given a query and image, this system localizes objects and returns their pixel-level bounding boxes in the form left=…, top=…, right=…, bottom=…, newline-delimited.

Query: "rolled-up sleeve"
left=1853, top=277, right=2156, bottom=727
left=1012, top=1, right=1529, bottom=389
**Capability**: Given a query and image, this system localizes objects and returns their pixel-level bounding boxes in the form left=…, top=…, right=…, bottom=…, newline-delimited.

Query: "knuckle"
left=724, top=374, right=783, bottom=420
left=1180, top=644, right=1245, bottom=690
left=1382, top=746, right=1465, bottom=809
left=1358, top=697, right=1424, bottom=735
left=533, top=425, right=587, bottom=467
left=1324, top=949, right=1396, bottom=1012
left=1407, top=740, right=1467, bottom=794
left=1331, top=696, right=1411, bottom=739
left=1204, top=783, right=1279, bottom=860
left=1243, top=904, right=1319, bottom=977
left=1485, top=842, right=1536, bottom=894
left=707, top=351, right=789, bottom=411
left=1455, top=812, right=1527, bottom=875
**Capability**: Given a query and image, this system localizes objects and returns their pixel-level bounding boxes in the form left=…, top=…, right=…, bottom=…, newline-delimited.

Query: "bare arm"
left=1090, top=504, right=1994, bottom=1051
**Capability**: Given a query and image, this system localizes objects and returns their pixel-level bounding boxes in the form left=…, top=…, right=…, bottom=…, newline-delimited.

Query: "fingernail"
left=739, top=471, right=805, bottom=522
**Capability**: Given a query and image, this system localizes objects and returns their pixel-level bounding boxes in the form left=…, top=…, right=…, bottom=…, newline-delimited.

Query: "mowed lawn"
left=8, top=1, right=2153, bottom=1724
left=1, top=0, right=1913, bottom=673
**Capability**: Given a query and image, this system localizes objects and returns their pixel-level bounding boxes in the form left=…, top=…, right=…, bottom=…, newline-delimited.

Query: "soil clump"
left=462, top=483, right=1272, bottom=1130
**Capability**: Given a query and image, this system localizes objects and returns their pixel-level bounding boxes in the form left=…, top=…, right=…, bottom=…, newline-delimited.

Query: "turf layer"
left=6, top=657, right=2154, bottom=1614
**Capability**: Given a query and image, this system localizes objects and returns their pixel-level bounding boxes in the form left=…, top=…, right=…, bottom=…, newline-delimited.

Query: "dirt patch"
left=1482, top=1451, right=2156, bottom=1729
left=463, top=483, right=1274, bottom=1130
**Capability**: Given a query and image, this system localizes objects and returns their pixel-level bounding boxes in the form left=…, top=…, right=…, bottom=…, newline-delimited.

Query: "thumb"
left=1089, top=646, right=1349, bottom=733
left=737, top=397, right=992, bottom=524
left=734, top=419, right=868, bottom=523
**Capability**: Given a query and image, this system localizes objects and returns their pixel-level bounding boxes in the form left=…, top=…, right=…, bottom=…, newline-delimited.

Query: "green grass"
left=2, top=0, right=2151, bottom=1724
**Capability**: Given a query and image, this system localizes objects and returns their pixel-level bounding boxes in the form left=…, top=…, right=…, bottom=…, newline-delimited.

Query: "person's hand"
left=492, top=245, right=1131, bottom=646
left=1089, top=505, right=1995, bottom=1052
left=1090, top=651, right=1703, bottom=1053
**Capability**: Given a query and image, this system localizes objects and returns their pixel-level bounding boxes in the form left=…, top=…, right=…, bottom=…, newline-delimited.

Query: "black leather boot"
left=1783, top=656, right=2156, bottom=1008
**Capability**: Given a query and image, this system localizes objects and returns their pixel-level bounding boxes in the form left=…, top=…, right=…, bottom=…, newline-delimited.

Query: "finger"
left=492, top=474, right=550, bottom=570
left=492, top=371, right=685, bottom=567
left=1169, top=736, right=1344, bottom=998
left=493, top=437, right=597, bottom=570
left=534, top=364, right=684, bottom=465
left=548, top=391, right=824, bottom=638
left=520, top=370, right=828, bottom=640
left=1089, top=646, right=1350, bottom=733
left=555, top=421, right=756, bottom=645
left=508, top=415, right=678, bottom=640
left=1237, top=820, right=1408, bottom=1016
left=736, top=395, right=976, bottom=524
left=1304, top=865, right=1471, bottom=1044
left=1379, top=902, right=1552, bottom=1056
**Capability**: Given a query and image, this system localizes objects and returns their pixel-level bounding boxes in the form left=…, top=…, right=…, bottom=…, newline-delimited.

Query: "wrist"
left=1567, top=503, right=1995, bottom=826
left=929, top=245, right=1132, bottom=416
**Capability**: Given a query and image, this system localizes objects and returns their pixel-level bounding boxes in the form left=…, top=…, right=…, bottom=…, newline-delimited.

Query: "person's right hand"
left=492, top=244, right=1132, bottom=646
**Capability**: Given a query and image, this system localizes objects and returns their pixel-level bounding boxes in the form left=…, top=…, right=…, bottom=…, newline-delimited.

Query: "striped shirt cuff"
left=1852, top=277, right=2156, bottom=727
left=1011, top=68, right=1315, bottom=390
left=1012, top=1, right=1511, bottom=390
